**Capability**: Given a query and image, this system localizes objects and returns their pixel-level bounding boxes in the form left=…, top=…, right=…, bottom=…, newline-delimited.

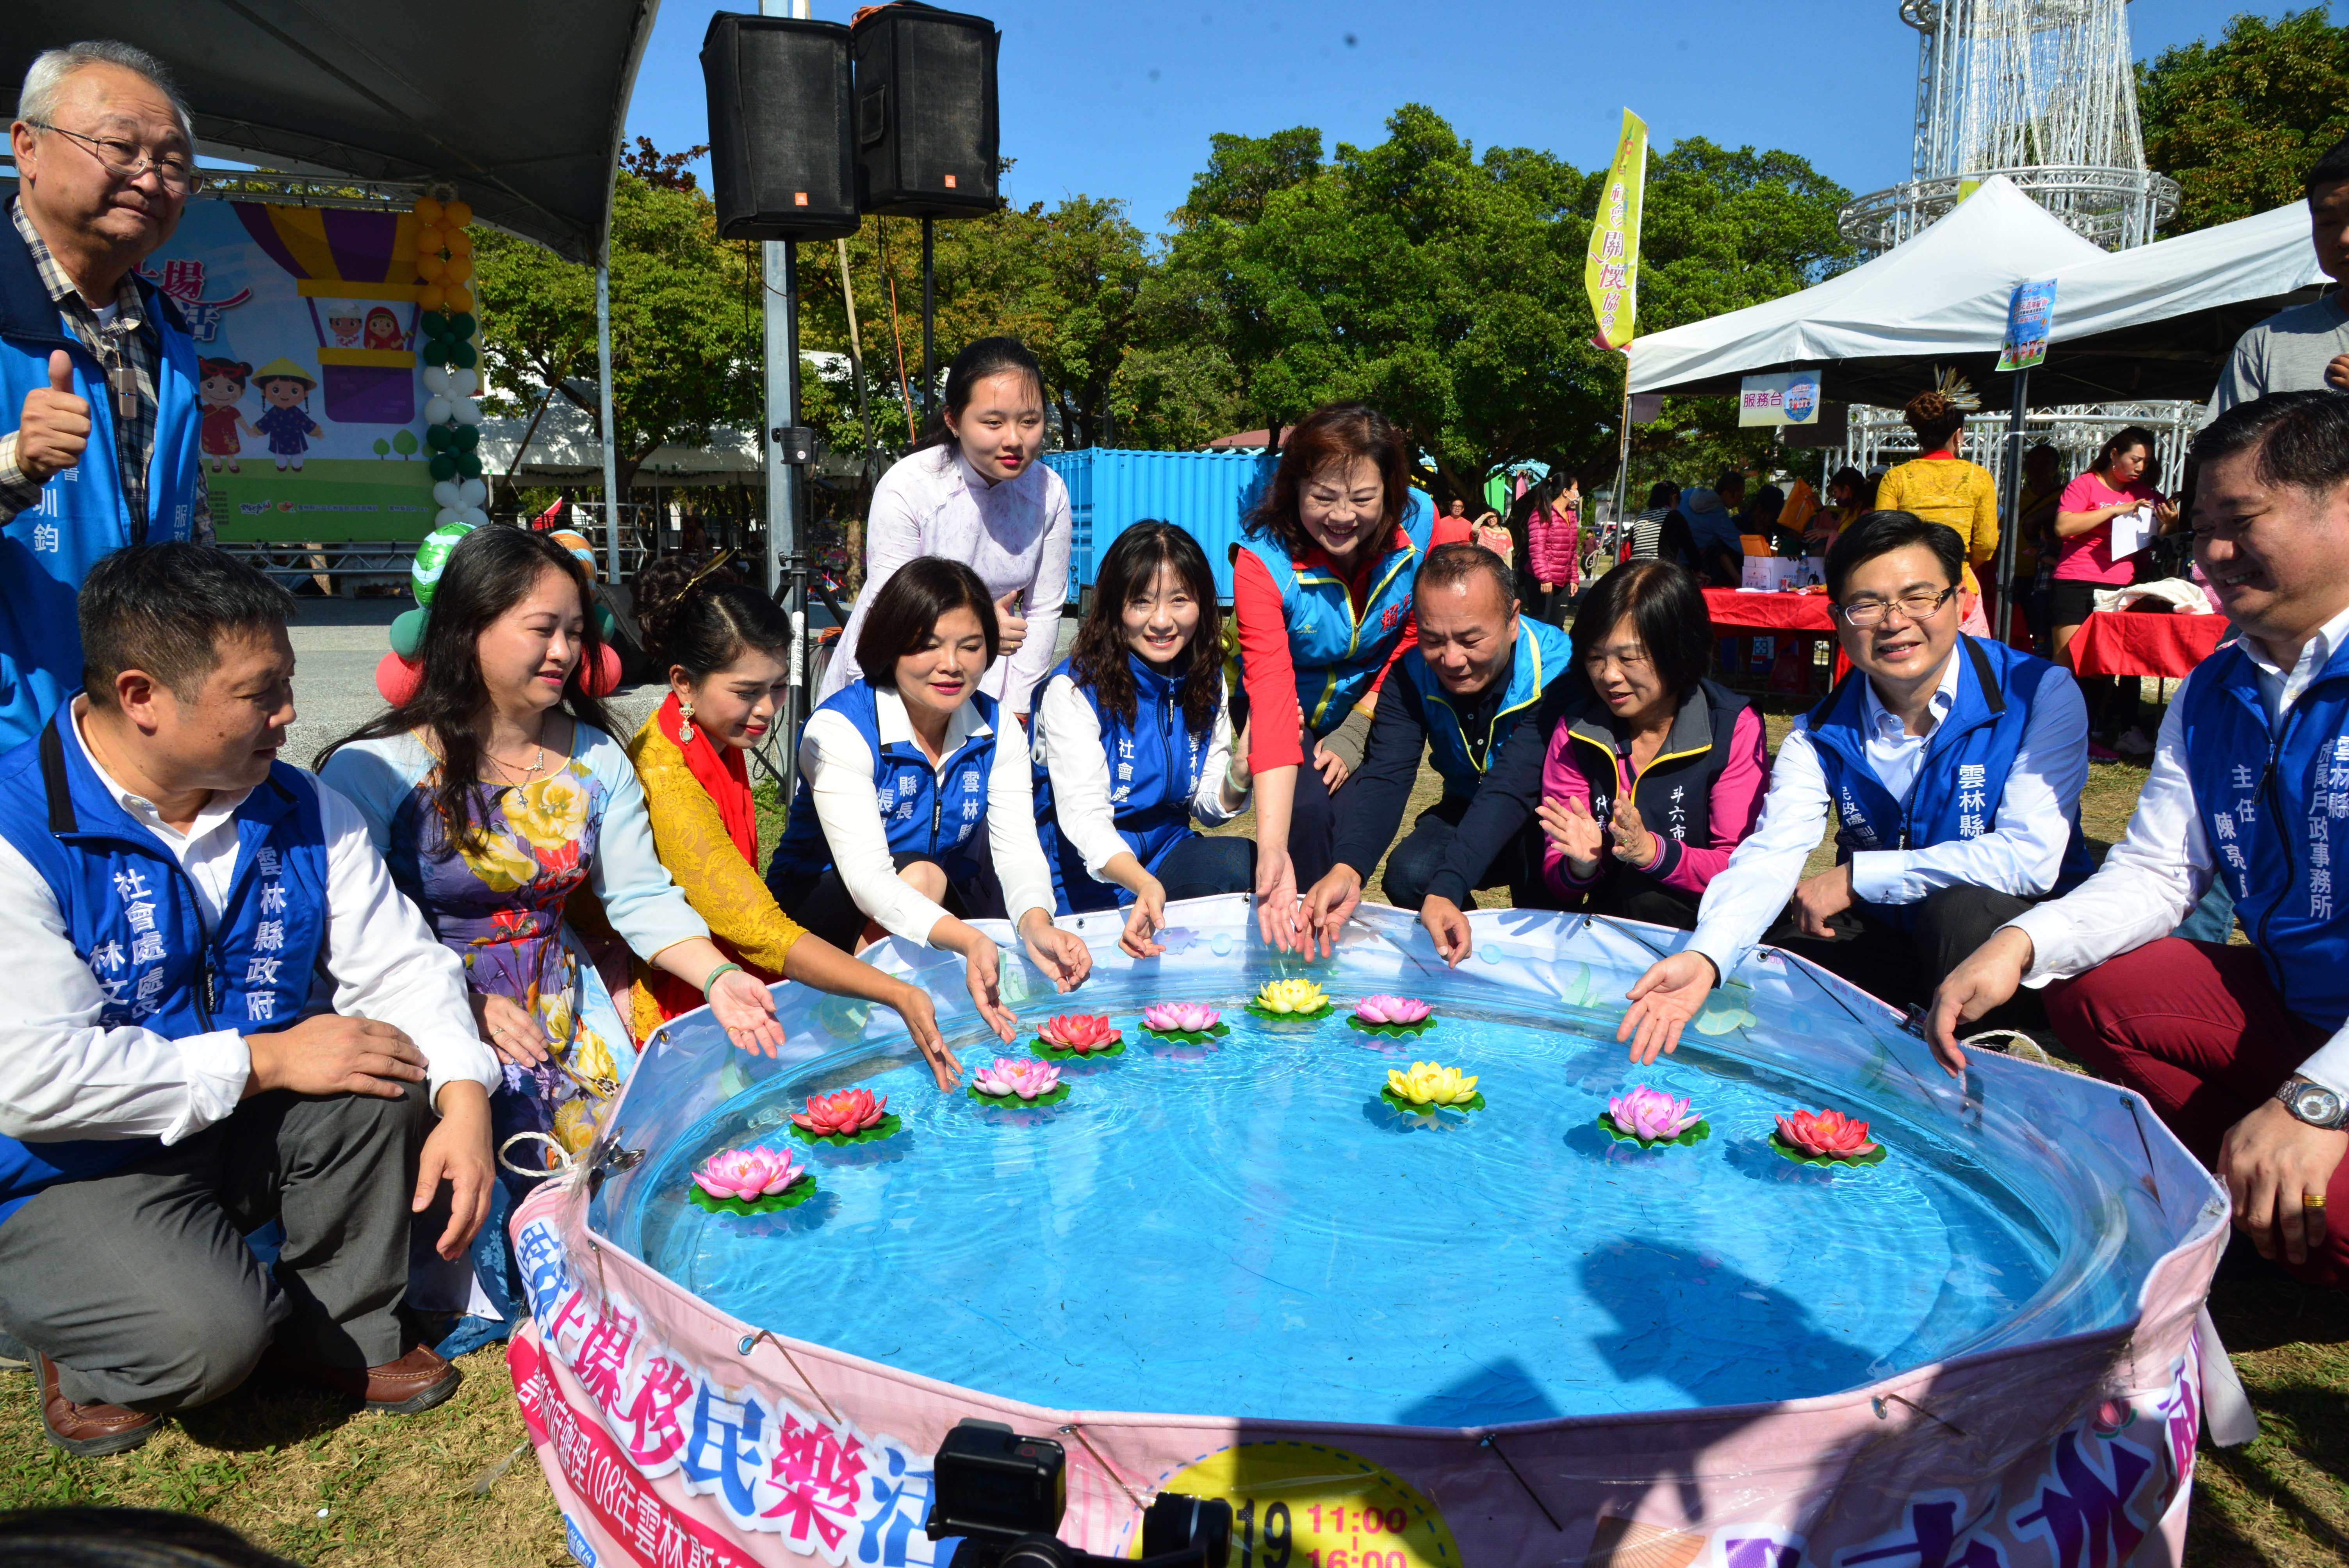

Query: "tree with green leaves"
left=2140, top=7, right=2349, bottom=234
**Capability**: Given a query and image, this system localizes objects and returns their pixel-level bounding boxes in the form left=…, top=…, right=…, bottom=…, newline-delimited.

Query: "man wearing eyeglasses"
left=2, top=42, right=210, bottom=753
left=1616, top=509, right=2092, bottom=1063
left=1932, top=392, right=2349, bottom=1284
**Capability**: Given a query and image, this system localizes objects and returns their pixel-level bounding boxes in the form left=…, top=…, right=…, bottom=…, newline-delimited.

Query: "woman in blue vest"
left=768, top=557, right=1091, bottom=1039
left=1032, top=522, right=1255, bottom=957
left=1230, top=403, right=1444, bottom=950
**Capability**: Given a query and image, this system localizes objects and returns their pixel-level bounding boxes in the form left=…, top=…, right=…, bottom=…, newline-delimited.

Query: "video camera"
left=928, top=1419, right=1231, bottom=1568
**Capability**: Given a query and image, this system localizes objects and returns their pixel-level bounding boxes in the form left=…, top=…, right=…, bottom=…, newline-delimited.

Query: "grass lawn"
left=5, top=689, right=2344, bottom=1566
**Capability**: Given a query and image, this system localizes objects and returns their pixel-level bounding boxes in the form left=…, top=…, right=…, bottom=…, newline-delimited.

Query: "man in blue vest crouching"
left=0, top=543, right=496, bottom=1456
left=1931, top=392, right=2349, bottom=1287
left=1616, top=509, right=2094, bottom=1061
left=1298, top=542, right=1572, bottom=948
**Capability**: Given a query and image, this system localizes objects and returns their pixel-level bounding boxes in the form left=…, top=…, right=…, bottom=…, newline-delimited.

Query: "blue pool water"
left=621, top=990, right=2065, bottom=1425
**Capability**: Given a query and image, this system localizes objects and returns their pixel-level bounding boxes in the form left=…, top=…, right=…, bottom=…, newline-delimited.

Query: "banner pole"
left=1994, top=365, right=2030, bottom=648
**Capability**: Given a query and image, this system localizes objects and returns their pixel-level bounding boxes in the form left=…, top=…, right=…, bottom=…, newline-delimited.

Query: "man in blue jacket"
left=2, top=42, right=210, bottom=754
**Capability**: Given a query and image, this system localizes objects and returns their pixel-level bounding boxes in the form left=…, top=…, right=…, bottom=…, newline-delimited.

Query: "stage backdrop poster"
left=137, top=200, right=437, bottom=542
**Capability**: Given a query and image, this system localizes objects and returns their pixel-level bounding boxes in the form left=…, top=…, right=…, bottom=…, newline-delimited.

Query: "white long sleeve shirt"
left=795, top=686, right=1058, bottom=943
left=1029, top=672, right=1245, bottom=881
left=821, top=447, right=1073, bottom=716
left=2008, top=603, right=2349, bottom=1099
left=0, top=703, right=499, bottom=1146
left=1690, top=648, right=2089, bottom=982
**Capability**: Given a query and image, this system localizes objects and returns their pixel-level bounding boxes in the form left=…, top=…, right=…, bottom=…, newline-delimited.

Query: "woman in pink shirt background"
left=2049, top=425, right=2179, bottom=757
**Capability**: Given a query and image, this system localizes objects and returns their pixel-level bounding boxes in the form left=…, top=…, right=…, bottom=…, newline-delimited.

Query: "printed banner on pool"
left=134, top=200, right=439, bottom=543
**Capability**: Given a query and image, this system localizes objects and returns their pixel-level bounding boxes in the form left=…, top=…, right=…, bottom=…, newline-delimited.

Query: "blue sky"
left=626, top=0, right=2289, bottom=237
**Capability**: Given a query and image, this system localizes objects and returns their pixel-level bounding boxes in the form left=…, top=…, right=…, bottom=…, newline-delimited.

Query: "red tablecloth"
left=2064, top=609, right=2229, bottom=680
left=1701, top=587, right=1836, bottom=636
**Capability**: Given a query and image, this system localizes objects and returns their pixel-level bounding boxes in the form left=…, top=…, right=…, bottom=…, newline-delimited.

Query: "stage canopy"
left=1629, top=175, right=2328, bottom=408
left=0, top=1, right=658, bottom=260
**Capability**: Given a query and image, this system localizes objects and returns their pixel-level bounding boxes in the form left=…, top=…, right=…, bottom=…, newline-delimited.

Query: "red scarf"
left=649, top=692, right=765, bottom=1021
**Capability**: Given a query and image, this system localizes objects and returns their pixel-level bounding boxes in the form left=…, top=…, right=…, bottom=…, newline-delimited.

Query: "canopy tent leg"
left=1992, top=367, right=2030, bottom=649
left=595, top=252, right=621, bottom=588
left=921, top=216, right=936, bottom=428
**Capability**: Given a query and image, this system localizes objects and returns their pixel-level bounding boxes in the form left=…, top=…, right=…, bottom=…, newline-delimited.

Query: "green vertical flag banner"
left=1585, top=109, right=1649, bottom=352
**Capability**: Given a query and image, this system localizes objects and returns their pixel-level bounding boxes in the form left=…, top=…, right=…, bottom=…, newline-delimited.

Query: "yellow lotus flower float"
left=1248, top=978, right=1332, bottom=1020
left=1381, top=1059, right=1485, bottom=1114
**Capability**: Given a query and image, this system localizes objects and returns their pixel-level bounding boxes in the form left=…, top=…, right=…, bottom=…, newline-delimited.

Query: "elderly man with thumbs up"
left=2, top=42, right=211, bottom=752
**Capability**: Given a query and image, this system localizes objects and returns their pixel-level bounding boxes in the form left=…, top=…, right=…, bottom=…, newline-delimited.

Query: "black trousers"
left=1764, top=882, right=2039, bottom=1025
left=1379, top=796, right=1556, bottom=912
left=776, top=845, right=1009, bottom=952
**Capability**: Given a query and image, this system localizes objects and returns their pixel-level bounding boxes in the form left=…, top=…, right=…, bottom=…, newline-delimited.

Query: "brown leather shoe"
left=34, top=1352, right=159, bottom=1457
left=267, top=1343, right=462, bottom=1415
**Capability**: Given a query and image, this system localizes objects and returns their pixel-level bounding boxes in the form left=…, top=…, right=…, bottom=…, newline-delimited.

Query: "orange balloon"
left=412, top=195, right=444, bottom=225
left=442, top=255, right=473, bottom=285
left=444, top=228, right=474, bottom=258
left=419, top=282, right=448, bottom=312
left=443, top=200, right=474, bottom=228
left=415, top=253, right=447, bottom=283
left=415, top=224, right=446, bottom=257
left=444, top=285, right=475, bottom=314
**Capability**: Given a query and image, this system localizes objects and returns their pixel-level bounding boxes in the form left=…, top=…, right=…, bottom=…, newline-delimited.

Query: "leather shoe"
left=35, top=1352, right=159, bottom=1457
left=266, top=1343, right=462, bottom=1415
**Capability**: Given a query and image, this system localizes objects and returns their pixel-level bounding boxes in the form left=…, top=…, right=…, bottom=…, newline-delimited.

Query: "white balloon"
left=423, top=396, right=452, bottom=426
left=431, top=480, right=462, bottom=509
left=421, top=365, right=451, bottom=396
left=460, top=506, right=491, bottom=528
left=451, top=398, right=484, bottom=426
left=459, top=478, right=488, bottom=507
left=450, top=368, right=480, bottom=397
left=435, top=508, right=464, bottom=528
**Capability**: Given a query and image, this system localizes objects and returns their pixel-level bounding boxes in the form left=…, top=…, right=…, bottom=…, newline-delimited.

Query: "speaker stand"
left=921, top=216, right=937, bottom=429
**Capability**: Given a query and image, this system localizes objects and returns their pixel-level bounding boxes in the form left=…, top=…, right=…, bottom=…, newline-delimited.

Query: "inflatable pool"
left=506, top=898, right=2235, bottom=1568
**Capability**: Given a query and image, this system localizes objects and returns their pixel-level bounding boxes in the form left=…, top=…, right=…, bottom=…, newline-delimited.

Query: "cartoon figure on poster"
left=252, top=358, right=323, bottom=471
left=327, top=305, right=364, bottom=346
left=364, top=305, right=404, bottom=351
left=196, top=357, right=258, bottom=474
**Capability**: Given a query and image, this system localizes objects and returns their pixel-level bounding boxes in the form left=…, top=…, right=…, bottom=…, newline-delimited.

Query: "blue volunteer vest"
left=1402, top=616, right=1573, bottom=800
left=768, top=680, right=1001, bottom=887
left=1033, top=654, right=1216, bottom=914
left=1233, top=490, right=1436, bottom=735
left=2179, top=639, right=2349, bottom=1033
left=0, top=219, right=205, bottom=753
left=1803, top=636, right=2094, bottom=928
left=0, top=711, right=330, bottom=1225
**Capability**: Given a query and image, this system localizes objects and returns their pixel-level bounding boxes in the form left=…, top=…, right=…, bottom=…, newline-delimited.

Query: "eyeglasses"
left=1834, top=586, right=1957, bottom=628
left=27, top=121, right=203, bottom=196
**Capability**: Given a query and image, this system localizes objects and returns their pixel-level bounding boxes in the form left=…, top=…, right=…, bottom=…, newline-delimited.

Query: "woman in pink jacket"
left=1525, top=474, right=1580, bottom=623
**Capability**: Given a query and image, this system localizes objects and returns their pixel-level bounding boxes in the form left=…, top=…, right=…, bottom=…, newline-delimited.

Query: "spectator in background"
left=2013, top=443, right=2063, bottom=652
left=1816, top=467, right=1873, bottom=549
left=2050, top=426, right=2177, bottom=760
left=1874, top=383, right=2000, bottom=634
left=1677, top=473, right=1744, bottom=586
left=1632, top=480, right=1682, bottom=564
left=2209, top=134, right=2349, bottom=415
left=1739, top=484, right=1802, bottom=557
left=1525, top=473, right=1581, bottom=623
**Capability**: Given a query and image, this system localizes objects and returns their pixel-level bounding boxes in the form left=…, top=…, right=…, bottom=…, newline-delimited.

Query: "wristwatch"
left=2276, top=1075, right=2349, bottom=1130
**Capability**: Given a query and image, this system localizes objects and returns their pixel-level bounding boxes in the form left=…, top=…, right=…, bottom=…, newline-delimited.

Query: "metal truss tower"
left=1839, top=0, right=2180, bottom=253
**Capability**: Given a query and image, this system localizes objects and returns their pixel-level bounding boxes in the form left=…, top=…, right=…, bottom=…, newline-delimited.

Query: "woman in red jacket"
left=1525, top=474, right=1581, bottom=622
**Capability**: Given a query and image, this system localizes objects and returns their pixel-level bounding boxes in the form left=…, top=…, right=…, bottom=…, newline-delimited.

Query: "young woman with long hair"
left=623, top=552, right=958, bottom=1086
left=2050, top=425, right=2180, bottom=756
left=767, top=557, right=1091, bottom=1038
left=1230, top=403, right=1453, bottom=950
left=1032, top=522, right=1255, bottom=958
left=818, top=336, right=1071, bottom=720
left=319, top=525, right=786, bottom=1329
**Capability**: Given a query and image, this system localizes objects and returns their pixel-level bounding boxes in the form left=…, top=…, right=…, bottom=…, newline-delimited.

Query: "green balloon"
left=389, top=606, right=430, bottom=658
left=420, top=311, right=452, bottom=340
left=595, top=603, right=617, bottom=638
left=425, top=423, right=455, bottom=452
left=447, top=312, right=477, bottom=339
left=455, top=450, right=483, bottom=479
left=454, top=423, right=480, bottom=451
left=448, top=341, right=478, bottom=369
left=429, top=452, right=458, bottom=481
left=421, top=337, right=451, bottom=367
left=411, top=521, right=476, bottom=606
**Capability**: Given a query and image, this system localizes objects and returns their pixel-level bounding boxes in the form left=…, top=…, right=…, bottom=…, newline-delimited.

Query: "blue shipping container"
left=1042, top=448, right=1280, bottom=600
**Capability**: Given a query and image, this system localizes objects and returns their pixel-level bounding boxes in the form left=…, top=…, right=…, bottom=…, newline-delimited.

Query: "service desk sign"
left=1998, top=278, right=2058, bottom=372
left=1739, top=369, right=1824, bottom=427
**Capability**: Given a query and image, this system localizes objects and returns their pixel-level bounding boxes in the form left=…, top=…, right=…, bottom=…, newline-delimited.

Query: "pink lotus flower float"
left=686, top=1144, right=814, bottom=1215
left=788, top=1087, right=900, bottom=1146
left=969, top=1055, right=1069, bottom=1108
left=1598, top=1084, right=1710, bottom=1149
left=1137, top=1001, right=1228, bottom=1042
left=1772, top=1107, right=1887, bottom=1167
left=1032, top=1012, right=1124, bottom=1060
left=1349, top=994, right=1436, bottom=1038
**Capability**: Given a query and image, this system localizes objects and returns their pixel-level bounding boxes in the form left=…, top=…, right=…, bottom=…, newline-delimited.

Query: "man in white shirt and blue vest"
left=1934, top=391, right=2349, bottom=1286
left=0, top=543, right=497, bottom=1456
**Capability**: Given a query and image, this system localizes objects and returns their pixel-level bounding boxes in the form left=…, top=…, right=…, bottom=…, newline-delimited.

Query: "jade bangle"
left=701, top=960, right=744, bottom=997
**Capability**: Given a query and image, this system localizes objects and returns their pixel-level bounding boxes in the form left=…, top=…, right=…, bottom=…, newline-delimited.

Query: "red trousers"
left=2049, top=937, right=2349, bottom=1286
